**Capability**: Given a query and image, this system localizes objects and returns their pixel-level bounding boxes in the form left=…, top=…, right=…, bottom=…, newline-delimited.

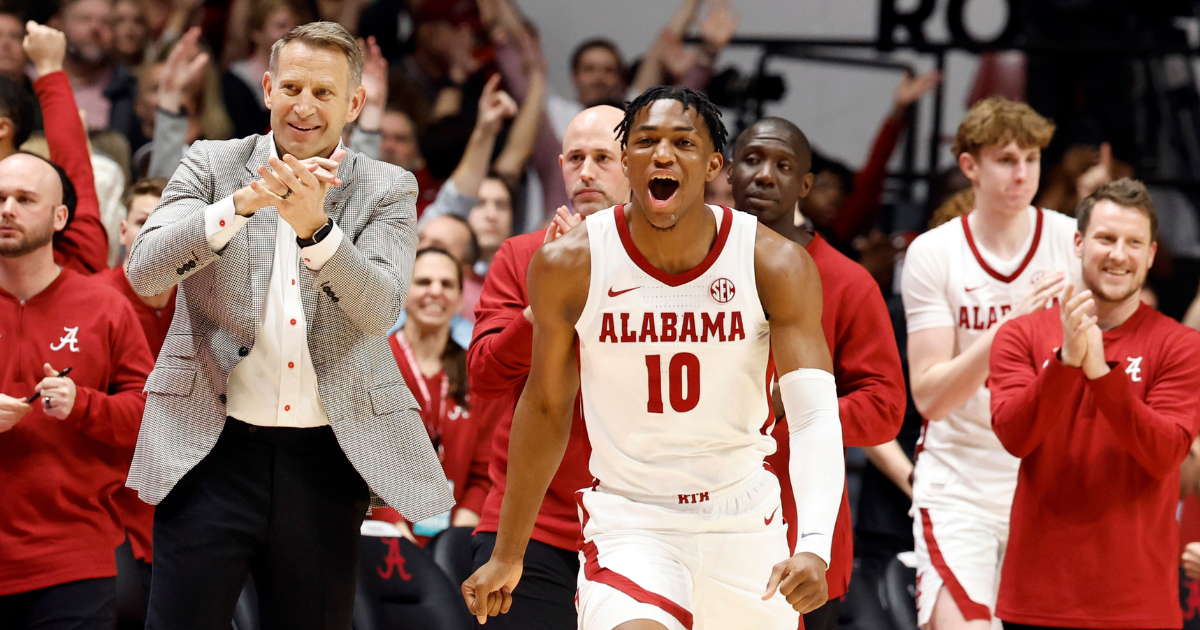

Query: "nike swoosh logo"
left=608, top=286, right=641, bottom=297
left=800, top=532, right=821, bottom=538
left=965, top=285, right=985, bottom=292
left=765, top=508, right=778, bottom=526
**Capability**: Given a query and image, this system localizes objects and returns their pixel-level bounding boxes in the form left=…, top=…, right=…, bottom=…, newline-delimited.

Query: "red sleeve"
left=989, top=317, right=1085, bottom=458
left=62, top=299, right=152, bottom=448
left=35, top=71, right=108, bottom=274
left=831, top=116, right=905, bottom=244
left=833, top=279, right=906, bottom=446
left=1086, top=329, right=1200, bottom=478
left=468, top=238, right=535, bottom=396
left=460, top=395, right=503, bottom=514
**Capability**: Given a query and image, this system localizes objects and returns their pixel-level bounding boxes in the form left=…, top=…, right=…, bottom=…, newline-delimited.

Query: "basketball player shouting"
left=462, top=86, right=845, bottom=630
left=902, top=98, right=1080, bottom=630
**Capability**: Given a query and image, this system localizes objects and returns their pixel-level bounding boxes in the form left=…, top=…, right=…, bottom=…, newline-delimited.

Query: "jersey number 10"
left=645, top=353, right=700, bottom=413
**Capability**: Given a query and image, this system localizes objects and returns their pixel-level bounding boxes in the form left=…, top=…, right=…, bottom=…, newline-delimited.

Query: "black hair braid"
left=614, top=86, right=728, bottom=155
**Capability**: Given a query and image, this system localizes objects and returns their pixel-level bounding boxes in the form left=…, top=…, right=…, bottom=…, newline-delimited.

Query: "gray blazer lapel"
left=242, top=136, right=277, bottom=323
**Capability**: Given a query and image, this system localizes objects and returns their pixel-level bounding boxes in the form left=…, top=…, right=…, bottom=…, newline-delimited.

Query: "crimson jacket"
left=0, top=269, right=152, bottom=594
left=990, top=304, right=1200, bottom=629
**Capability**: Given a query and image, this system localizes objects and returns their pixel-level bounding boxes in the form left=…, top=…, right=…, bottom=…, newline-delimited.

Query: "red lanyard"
left=394, top=332, right=449, bottom=447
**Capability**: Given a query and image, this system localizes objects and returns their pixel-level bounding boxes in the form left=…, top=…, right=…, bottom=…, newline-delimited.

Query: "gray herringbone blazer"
left=125, top=134, right=454, bottom=522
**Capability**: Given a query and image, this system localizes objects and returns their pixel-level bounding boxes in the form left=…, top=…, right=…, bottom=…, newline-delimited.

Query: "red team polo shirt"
left=766, top=233, right=906, bottom=601
left=0, top=269, right=153, bottom=595
left=990, top=303, right=1200, bottom=629
left=470, top=230, right=594, bottom=551
left=94, top=266, right=176, bottom=561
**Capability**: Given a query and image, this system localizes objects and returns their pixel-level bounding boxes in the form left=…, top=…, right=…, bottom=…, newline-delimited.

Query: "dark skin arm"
left=755, top=224, right=838, bottom=614
left=461, top=223, right=591, bottom=624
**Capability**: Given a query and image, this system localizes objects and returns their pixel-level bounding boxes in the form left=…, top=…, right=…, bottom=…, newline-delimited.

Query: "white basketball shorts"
left=574, top=467, right=799, bottom=630
left=913, top=506, right=1008, bottom=629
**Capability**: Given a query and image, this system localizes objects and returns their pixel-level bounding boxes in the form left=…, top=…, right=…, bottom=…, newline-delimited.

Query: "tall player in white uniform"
left=462, top=86, right=846, bottom=630
left=902, top=97, right=1080, bottom=630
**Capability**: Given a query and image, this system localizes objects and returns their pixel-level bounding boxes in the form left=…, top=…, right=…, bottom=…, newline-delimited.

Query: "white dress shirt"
left=203, top=133, right=344, bottom=428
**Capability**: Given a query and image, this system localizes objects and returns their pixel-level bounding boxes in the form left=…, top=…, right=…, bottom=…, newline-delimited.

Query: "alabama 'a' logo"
left=50, top=327, right=80, bottom=353
left=710, top=278, right=736, bottom=304
left=1126, top=356, right=1143, bottom=382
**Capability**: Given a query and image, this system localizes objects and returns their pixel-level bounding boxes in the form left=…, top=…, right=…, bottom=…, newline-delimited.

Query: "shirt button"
left=238, top=347, right=249, bottom=357
left=284, top=405, right=291, bottom=411
left=219, top=219, right=226, bottom=227
left=290, top=319, right=297, bottom=326
left=304, top=258, right=311, bottom=263
left=291, top=279, right=296, bottom=285
left=248, top=426, right=257, bottom=433
left=288, top=362, right=294, bottom=369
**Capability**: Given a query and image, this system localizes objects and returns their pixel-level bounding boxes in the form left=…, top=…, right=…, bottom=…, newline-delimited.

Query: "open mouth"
left=648, top=175, right=680, bottom=205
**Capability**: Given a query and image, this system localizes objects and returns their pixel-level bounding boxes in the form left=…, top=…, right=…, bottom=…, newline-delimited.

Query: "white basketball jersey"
left=575, top=204, right=775, bottom=498
left=901, top=206, right=1079, bottom=517
left=902, top=206, right=1080, bottom=516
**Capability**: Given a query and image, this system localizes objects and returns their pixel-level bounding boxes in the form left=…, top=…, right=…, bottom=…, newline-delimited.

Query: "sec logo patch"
left=710, top=278, right=736, bottom=303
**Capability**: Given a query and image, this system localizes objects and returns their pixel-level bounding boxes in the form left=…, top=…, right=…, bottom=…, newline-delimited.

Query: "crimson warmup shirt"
left=765, top=233, right=906, bottom=600
left=0, top=269, right=152, bottom=595
left=370, top=330, right=498, bottom=544
left=94, top=266, right=175, bottom=561
left=470, top=230, right=594, bottom=551
left=990, top=303, right=1200, bottom=629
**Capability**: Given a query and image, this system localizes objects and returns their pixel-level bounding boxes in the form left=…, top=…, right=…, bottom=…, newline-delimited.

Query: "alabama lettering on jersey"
left=575, top=204, right=775, bottom=498
left=901, top=206, right=1080, bottom=516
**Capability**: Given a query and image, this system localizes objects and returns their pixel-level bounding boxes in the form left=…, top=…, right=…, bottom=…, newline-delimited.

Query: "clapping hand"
left=1058, top=284, right=1096, bottom=368
left=543, top=206, right=581, bottom=244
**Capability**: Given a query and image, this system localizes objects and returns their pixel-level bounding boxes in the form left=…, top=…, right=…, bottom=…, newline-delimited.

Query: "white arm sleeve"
left=780, top=368, right=844, bottom=567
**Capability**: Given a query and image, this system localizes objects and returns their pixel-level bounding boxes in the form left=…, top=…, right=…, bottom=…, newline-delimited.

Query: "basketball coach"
left=124, top=22, right=453, bottom=630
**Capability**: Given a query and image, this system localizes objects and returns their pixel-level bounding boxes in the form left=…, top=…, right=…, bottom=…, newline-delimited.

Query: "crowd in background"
left=6, top=0, right=1200, bottom=627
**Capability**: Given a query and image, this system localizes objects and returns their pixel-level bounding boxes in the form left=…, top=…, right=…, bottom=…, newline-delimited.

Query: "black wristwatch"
left=297, top=217, right=334, bottom=248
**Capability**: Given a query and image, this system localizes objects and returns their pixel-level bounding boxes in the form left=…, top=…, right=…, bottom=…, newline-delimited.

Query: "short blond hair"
left=952, top=97, right=1055, bottom=158
left=269, top=21, right=363, bottom=92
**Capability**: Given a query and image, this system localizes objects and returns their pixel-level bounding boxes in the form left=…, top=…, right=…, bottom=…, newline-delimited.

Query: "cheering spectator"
left=51, top=0, right=142, bottom=150
left=221, top=0, right=304, bottom=138
left=111, top=0, right=150, bottom=67
left=0, top=143, right=153, bottom=630
left=419, top=73, right=518, bottom=225
left=990, top=178, right=1200, bottom=629
left=392, top=2, right=481, bottom=132
left=408, top=214, right=479, bottom=344
left=24, top=21, right=109, bottom=275
left=378, top=107, right=443, bottom=213
left=373, top=247, right=496, bottom=543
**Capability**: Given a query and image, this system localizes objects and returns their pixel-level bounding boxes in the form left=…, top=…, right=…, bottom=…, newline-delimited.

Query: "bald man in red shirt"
left=728, top=117, right=907, bottom=630
left=468, top=104, right=629, bottom=629
left=990, top=178, right=1200, bottom=630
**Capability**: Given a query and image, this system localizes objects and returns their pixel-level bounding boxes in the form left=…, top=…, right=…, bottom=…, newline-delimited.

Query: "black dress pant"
left=145, top=418, right=370, bottom=630
left=1004, top=624, right=1171, bottom=630
left=0, top=577, right=116, bottom=630
left=802, top=596, right=842, bottom=630
left=471, top=531, right=579, bottom=629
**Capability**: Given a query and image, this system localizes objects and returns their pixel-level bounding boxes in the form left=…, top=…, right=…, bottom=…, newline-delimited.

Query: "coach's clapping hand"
left=763, top=551, right=828, bottom=614
left=234, top=149, right=346, bottom=238
left=462, top=558, right=523, bottom=624
left=1058, top=284, right=1096, bottom=369
left=0, top=393, right=31, bottom=433
left=23, top=21, right=66, bottom=78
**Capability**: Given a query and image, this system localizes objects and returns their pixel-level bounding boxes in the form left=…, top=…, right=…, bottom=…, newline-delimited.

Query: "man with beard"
left=0, top=151, right=153, bottom=629
left=51, top=0, right=141, bottom=148
left=729, top=117, right=906, bottom=630
left=989, top=178, right=1200, bottom=630
left=466, top=104, right=628, bottom=629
